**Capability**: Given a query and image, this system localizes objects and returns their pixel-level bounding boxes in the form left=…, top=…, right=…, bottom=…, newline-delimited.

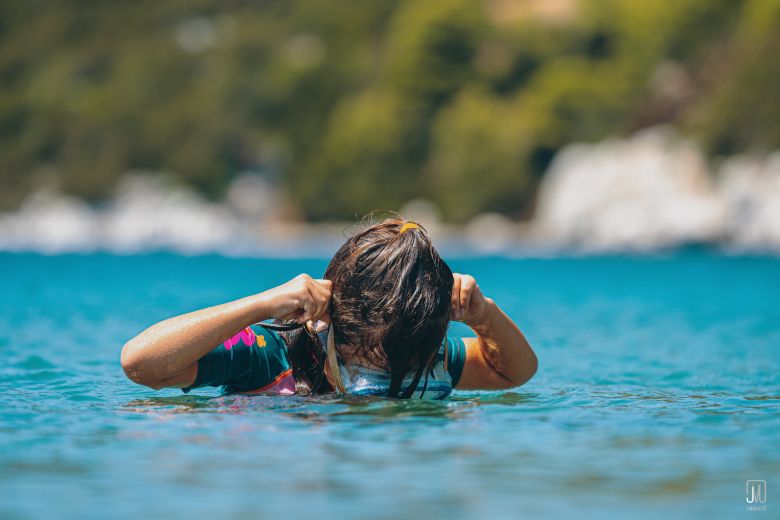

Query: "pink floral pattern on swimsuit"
left=223, top=327, right=256, bottom=350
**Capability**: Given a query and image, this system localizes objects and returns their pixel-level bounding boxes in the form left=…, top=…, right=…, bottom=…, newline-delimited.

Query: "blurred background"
left=2, top=4, right=779, bottom=519
left=1, top=0, right=779, bottom=254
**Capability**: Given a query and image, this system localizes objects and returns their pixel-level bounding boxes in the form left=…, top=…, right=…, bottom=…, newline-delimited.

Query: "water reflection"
left=123, top=393, right=481, bottom=421
left=122, top=387, right=780, bottom=423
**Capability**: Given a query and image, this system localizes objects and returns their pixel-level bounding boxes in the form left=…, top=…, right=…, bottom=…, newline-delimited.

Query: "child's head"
left=324, top=218, right=454, bottom=397
left=286, top=217, right=453, bottom=397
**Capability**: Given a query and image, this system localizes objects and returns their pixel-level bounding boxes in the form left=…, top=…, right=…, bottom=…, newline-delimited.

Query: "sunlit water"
left=1, top=252, right=778, bottom=519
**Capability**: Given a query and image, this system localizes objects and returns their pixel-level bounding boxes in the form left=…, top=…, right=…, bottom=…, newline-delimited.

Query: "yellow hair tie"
left=399, top=222, right=420, bottom=234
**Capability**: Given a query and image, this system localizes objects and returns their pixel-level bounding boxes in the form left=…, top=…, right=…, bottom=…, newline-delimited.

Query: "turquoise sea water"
left=0, top=252, right=778, bottom=519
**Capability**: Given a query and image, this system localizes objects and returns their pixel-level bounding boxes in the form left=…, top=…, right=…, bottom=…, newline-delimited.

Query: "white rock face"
left=465, top=212, right=517, bottom=254
left=0, top=174, right=285, bottom=254
left=0, top=192, right=100, bottom=253
left=101, top=175, right=240, bottom=253
left=535, top=128, right=729, bottom=252
left=718, top=153, right=780, bottom=252
left=225, top=174, right=281, bottom=221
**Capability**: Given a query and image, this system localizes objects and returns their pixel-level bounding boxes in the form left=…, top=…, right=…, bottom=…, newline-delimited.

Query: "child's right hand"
left=264, top=274, right=332, bottom=325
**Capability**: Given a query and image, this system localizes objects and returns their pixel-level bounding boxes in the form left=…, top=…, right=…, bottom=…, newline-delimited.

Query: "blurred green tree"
left=0, top=0, right=777, bottom=219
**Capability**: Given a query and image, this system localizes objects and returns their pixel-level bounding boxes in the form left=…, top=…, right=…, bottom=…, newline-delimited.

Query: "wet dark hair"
left=274, top=217, right=454, bottom=398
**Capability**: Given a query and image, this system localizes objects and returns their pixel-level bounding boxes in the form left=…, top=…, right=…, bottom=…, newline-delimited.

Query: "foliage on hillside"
left=1, top=0, right=778, bottom=220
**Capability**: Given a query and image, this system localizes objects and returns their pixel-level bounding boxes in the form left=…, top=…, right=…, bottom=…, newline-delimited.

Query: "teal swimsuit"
left=183, top=326, right=467, bottom=399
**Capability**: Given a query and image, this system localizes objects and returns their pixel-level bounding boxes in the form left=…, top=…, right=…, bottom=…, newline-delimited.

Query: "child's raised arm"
left=450, top=273, right=537, bottom=390
left=120, top=274, right=331, bottom=389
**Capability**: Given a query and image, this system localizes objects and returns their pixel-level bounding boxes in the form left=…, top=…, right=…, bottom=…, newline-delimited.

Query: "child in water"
left=121, top=218, right=537, bottom=398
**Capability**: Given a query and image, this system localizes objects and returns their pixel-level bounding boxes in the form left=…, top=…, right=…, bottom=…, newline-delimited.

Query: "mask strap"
left=326, top=324, right=346, bottom=394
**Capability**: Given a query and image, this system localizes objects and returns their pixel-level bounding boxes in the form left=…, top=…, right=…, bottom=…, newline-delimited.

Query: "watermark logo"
left=746, top=480, right=767, bottom=512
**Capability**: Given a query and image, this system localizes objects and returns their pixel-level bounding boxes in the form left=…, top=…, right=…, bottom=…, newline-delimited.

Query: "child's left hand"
left=451, top=273, right=491, bottom=325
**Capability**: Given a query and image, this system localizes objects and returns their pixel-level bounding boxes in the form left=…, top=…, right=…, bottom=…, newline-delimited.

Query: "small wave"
left=14, top=355, right=57, bottom=370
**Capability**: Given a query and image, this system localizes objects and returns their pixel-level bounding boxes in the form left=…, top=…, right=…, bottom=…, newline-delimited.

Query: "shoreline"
left=2, top=129, right=779, bottom=257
